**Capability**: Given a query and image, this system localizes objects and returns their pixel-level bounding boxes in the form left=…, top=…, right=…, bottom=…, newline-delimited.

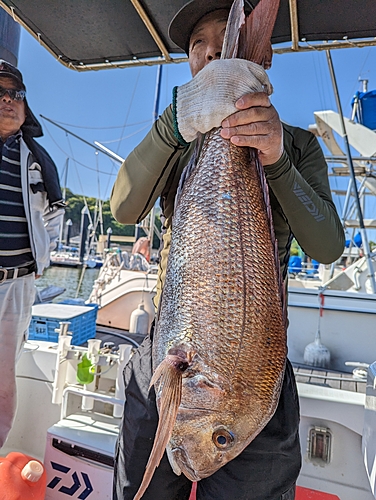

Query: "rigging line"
left=65, top=132, right=94, bottom=225
left=348, top=47, right=373, bottom=104
left=98, top=123, right=151, bottom=144
left=45, top=118, right=151, bottom=130
left=40, top=115, right=122, bottom=164
left=103, top=158, right=119, bottom=201
left=313, top=51, right=330, bottom=114
left=42, top=122, right=118, bottom=176
left=116, top=67, right=142, bottom=155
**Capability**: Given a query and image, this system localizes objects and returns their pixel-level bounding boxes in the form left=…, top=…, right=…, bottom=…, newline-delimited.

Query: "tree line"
left=63, top=189, right=161, bottom=248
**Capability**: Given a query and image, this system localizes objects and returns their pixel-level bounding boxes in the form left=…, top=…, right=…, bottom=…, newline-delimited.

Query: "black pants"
left=113, top=333, right=301, bottom=500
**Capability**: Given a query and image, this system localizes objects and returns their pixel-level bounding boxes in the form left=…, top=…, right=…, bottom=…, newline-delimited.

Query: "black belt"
left=0, top=262, right=37, bottom=283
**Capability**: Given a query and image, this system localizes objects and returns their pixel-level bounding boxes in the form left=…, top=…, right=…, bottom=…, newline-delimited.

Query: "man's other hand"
left=221, top=92, right=284, bottom=166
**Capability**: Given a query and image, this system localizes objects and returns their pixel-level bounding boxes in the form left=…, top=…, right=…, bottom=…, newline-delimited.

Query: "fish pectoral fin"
left=133, top=358, right=183, bottom=500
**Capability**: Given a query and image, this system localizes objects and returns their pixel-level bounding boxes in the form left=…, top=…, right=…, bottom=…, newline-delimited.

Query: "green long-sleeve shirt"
left=111, top=106, right=345, bottom=308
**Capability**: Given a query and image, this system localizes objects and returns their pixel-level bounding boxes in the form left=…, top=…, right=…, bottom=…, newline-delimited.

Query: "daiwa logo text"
left=47, top=462, right=93, bottom=499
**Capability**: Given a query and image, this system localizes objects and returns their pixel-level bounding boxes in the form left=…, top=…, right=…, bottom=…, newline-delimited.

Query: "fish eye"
left=212, top=428, right=235, bottom=449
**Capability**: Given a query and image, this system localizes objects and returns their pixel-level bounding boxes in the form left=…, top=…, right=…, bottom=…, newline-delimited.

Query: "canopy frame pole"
left=288, top=0, right=299, bottom=51
left=325, top=49, right=376, bottom=293
left=129, top=0, right=172, bottom=62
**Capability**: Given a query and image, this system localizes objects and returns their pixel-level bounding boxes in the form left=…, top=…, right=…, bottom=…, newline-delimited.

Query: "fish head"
left=167, top=406, right=256, bottom=481
left=161, top=360, right=263, bottom=480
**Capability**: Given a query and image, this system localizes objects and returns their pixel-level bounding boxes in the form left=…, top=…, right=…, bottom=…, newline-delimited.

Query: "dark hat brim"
left=169, top=0, right=253, bottom=54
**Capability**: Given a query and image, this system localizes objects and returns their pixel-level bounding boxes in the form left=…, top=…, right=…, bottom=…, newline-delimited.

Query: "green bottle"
left=76, top=353, right=95, bottom=385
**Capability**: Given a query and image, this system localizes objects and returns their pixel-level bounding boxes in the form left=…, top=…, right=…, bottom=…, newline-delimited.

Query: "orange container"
left=0, top=452, right=47, bottom=500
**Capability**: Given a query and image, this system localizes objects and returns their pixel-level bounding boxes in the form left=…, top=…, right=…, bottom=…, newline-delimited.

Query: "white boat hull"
left=90, top=268, right=157, bottom=331
left=288, top=286, right=376, bottom=371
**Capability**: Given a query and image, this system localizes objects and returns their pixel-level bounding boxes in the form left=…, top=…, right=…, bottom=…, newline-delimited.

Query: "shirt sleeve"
left=110, top=106, right=186, bottom=224
left=265, top=129, right=345, bottom=264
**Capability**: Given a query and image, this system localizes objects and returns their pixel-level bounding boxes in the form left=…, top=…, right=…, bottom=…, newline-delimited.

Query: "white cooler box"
left=44, top=414, right=119, bottom=499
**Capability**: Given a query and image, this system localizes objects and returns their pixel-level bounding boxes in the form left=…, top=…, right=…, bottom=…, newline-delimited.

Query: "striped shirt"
left=0, top=134, right=34, bottom=268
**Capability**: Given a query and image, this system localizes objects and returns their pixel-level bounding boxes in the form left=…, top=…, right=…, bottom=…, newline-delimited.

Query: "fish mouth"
left=169, top=447, right=200, bottom=482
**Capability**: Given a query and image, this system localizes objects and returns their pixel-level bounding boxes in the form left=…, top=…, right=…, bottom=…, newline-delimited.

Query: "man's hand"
left=173, top=59, right=272, bottom=144
left=221, top=92, right=284, bottom=166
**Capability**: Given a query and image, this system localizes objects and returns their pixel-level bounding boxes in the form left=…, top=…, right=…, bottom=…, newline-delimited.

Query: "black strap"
left=0, top=261, right=37, bottom=281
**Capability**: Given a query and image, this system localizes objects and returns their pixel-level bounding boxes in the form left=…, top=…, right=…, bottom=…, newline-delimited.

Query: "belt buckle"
left=0, top=268, right=8, bottom=284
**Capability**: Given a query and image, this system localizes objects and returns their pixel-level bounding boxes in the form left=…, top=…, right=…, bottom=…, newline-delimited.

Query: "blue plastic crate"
left=28, top=303, right=98, bottom=345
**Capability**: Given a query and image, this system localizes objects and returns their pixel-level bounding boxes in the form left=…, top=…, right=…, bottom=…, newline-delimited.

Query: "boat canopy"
left=1, top=0, right=376, bottom=70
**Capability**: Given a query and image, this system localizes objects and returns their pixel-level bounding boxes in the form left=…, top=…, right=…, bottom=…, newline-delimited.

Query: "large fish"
left=134, top=0, right=283, bottom=498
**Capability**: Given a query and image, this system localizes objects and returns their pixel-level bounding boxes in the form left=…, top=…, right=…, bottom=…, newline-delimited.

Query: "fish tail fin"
left=133, top=357, right=184, bottom=500
left=238, top=0, right=280, bottom=66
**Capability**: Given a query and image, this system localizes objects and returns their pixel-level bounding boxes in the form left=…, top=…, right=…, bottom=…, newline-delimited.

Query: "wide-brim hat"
left=169, top=0, right=253, bottom=55
left=0, top=59, right=43, bottom=137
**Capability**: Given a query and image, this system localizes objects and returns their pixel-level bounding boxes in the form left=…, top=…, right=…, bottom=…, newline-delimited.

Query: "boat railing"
left=89, top=249, right=158, bottom=305
left=61, top=386, right=124, bottom=420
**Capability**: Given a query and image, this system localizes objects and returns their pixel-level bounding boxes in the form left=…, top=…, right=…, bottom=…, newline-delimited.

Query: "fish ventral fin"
left=133, top=354, right=188, bottom=500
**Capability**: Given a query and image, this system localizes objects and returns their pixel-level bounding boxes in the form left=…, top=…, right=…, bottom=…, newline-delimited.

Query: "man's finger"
left=221, top=122, right=270, bottom=139
left=222, top=106, right=274, bottom=128
left=235, top=91, right=271, bottom=110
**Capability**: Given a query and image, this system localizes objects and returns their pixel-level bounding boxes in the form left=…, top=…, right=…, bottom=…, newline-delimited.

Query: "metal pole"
left=64, top=219, right=72, bottom=246
left=152, top=65, right=163, bottom=122
left=79, top=206, right=90, bottom=264
left=146, top=65, right=163, bottom=257
left=40, top=115, right=123, bottom=164
left=59, top=158, right=69, bottom=247
left=326, top=50, right=376, bottom=293
left=106, top=227, right=112, bottom=249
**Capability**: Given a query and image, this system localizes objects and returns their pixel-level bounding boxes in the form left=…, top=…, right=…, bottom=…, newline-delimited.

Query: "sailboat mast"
left=152, top=65, right=163, bottom=122
left=140, top=65, right=163, bottom=255
left=58, top=158, right=69, bottom=246
left=325, top=49, right=376, bottom=293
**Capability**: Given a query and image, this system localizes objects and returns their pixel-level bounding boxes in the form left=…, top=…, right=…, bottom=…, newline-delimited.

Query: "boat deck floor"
left=293, top=363, right=366, bottom=393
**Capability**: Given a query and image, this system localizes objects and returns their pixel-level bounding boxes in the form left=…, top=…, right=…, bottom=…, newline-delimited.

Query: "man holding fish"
left=111, top=0, right=344, bottom=499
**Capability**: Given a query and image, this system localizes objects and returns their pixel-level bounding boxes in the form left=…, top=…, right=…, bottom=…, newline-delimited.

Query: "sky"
left=13, top=20, right=376, bottom=239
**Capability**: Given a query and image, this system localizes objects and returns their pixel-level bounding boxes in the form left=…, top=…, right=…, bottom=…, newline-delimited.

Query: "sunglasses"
left=0, top=86, right=26, bottom=101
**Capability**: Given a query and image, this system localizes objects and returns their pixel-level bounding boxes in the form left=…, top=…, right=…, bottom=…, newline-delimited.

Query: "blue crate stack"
left=29, top=303, right=98, bottom=345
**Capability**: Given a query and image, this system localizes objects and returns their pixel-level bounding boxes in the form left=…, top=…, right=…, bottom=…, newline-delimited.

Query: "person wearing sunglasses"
left=0, top=60, right=65, bottom=449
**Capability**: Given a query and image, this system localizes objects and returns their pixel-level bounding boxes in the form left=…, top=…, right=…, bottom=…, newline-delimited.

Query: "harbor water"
left=35, top=266, right=100, bottom=302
